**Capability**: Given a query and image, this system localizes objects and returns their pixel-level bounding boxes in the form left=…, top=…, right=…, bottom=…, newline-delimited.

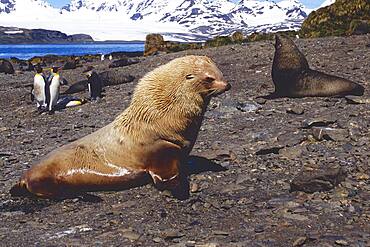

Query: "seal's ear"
left=186, top=74, right=194, bottom=80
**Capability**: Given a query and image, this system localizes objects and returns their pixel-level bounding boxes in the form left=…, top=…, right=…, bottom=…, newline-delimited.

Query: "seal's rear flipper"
left=259, top=92, right=281, bottom=100
left=9, top=182, right=33, bottom=197
left=170, top=173, right=190, bottom=201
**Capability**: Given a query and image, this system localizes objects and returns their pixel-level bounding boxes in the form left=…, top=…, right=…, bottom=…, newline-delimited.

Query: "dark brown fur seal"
left=271, top=34, right=364, bottom=97
left=11, top=55, right=231, bottom=198
left=62, top=71, right=135, bottom=95
left=108, top=58, right=139, bottom=68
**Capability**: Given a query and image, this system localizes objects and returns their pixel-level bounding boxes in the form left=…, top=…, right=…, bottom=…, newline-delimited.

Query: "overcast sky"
left=48, top=0, right=326, bottom=9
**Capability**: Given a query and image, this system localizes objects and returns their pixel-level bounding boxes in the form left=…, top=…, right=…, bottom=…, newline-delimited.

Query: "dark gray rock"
left=255, top=97, right=267, bottom=105
left=119, top=229, right=141, bottom=241
left=236, top=101, right=260, bottom=112
left=277, top=132, right=305, bottom=147
left=160, top=230, right=184, bottom=240
left=279, top=145, right=306, bottom=159
left=286, top=105, right=304, bottom=115
left=292, top=237, right=307, bottom=247
left=290, top=165, right=346, bottom=193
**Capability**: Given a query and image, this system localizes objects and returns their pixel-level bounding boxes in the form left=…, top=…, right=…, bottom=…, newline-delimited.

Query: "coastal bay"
left=0, top=42, right=144, bottom=60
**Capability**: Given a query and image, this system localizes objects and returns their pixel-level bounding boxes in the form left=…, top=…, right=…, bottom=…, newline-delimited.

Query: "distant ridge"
left=0, top=26, right=93, bottom=44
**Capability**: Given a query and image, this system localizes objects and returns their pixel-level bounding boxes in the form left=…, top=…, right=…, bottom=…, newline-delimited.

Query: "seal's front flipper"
left=147, top=142, right=190, bottom=199
left=146, top=140, right=183, bottom=191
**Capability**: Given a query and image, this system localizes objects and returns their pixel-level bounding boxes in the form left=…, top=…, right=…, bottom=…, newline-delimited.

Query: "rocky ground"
left=0, top=34, right=369, bottom=246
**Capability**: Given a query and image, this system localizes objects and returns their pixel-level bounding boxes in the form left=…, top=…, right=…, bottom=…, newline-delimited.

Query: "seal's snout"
left=213, top=79, right=230, bottom=91
left=210, top=80, right=231, bottom=96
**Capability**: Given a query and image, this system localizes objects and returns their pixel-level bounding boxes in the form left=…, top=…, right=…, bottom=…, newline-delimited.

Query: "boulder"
left=144, top=34, right=165, bottom=56
left=290, top=165, right=346, bottom=193
left=0, top=59, right=15, bottom=74
left=231, top=31, right=245, bottom=43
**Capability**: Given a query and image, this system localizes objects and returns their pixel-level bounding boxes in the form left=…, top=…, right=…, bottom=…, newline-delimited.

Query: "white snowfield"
left=0, top=0, right=332, bottom=41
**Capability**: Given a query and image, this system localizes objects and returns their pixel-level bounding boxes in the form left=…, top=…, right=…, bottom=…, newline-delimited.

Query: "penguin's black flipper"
left=44, top=80, right=51, bottom=111
left=30, top=86, right=35, bottom=102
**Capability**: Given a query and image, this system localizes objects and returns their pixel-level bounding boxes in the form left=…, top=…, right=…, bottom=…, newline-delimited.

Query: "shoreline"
left=0, top=43, right=145, bottom=61
left=4, top=51, right=144, bottom=61
left=0, top=41, right=146, bottom=45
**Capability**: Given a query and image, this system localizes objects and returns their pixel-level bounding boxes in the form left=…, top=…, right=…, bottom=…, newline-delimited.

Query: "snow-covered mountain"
left=0, top=0, right=316, bottom=41
left=0, top=0, right=54, bottom=14
left=0, top=0, right=61, bottom=21
left=0, top=0, right=15, bottom=14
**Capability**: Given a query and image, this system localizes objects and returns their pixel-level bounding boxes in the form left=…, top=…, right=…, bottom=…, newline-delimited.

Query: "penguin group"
left=31, top=66, right=66, bottom=114
left=31, top=65, right=102, bottom=114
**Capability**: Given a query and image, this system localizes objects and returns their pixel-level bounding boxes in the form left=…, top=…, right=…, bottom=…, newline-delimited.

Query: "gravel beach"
left=0, top=34, right=369, bottom=246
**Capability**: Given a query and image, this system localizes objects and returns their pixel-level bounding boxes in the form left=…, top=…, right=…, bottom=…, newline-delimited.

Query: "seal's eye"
left=204, top=77, right=215, bottom=84
left=186, top=74, right=194, bottom=80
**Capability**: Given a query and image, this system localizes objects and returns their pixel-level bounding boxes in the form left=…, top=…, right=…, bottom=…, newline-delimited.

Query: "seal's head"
left=137, top=56, right=230, bottom=104
left=182, top=56, right=231, bottom=97
left=83, top=66, right=95, bottom=78
left=274, top=34, right=300, bottom=52
left=273, top=34, right=309, bottom=71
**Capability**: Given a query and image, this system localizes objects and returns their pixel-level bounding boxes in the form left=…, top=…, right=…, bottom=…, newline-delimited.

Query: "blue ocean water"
left=0, top=43, right=145, bottom=60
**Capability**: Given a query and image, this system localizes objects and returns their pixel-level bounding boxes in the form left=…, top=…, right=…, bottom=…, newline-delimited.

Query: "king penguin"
left=83, top=67, right=102, bottom=102
left=32, top=66, right=47, bottom=112
left=46, top=67, right=62, bottom=114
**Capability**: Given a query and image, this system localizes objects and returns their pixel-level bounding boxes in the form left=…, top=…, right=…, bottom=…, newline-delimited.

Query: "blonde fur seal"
left=11, top=55, right=230, bottom=198
left=272, top=34, right=364, bottom=97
